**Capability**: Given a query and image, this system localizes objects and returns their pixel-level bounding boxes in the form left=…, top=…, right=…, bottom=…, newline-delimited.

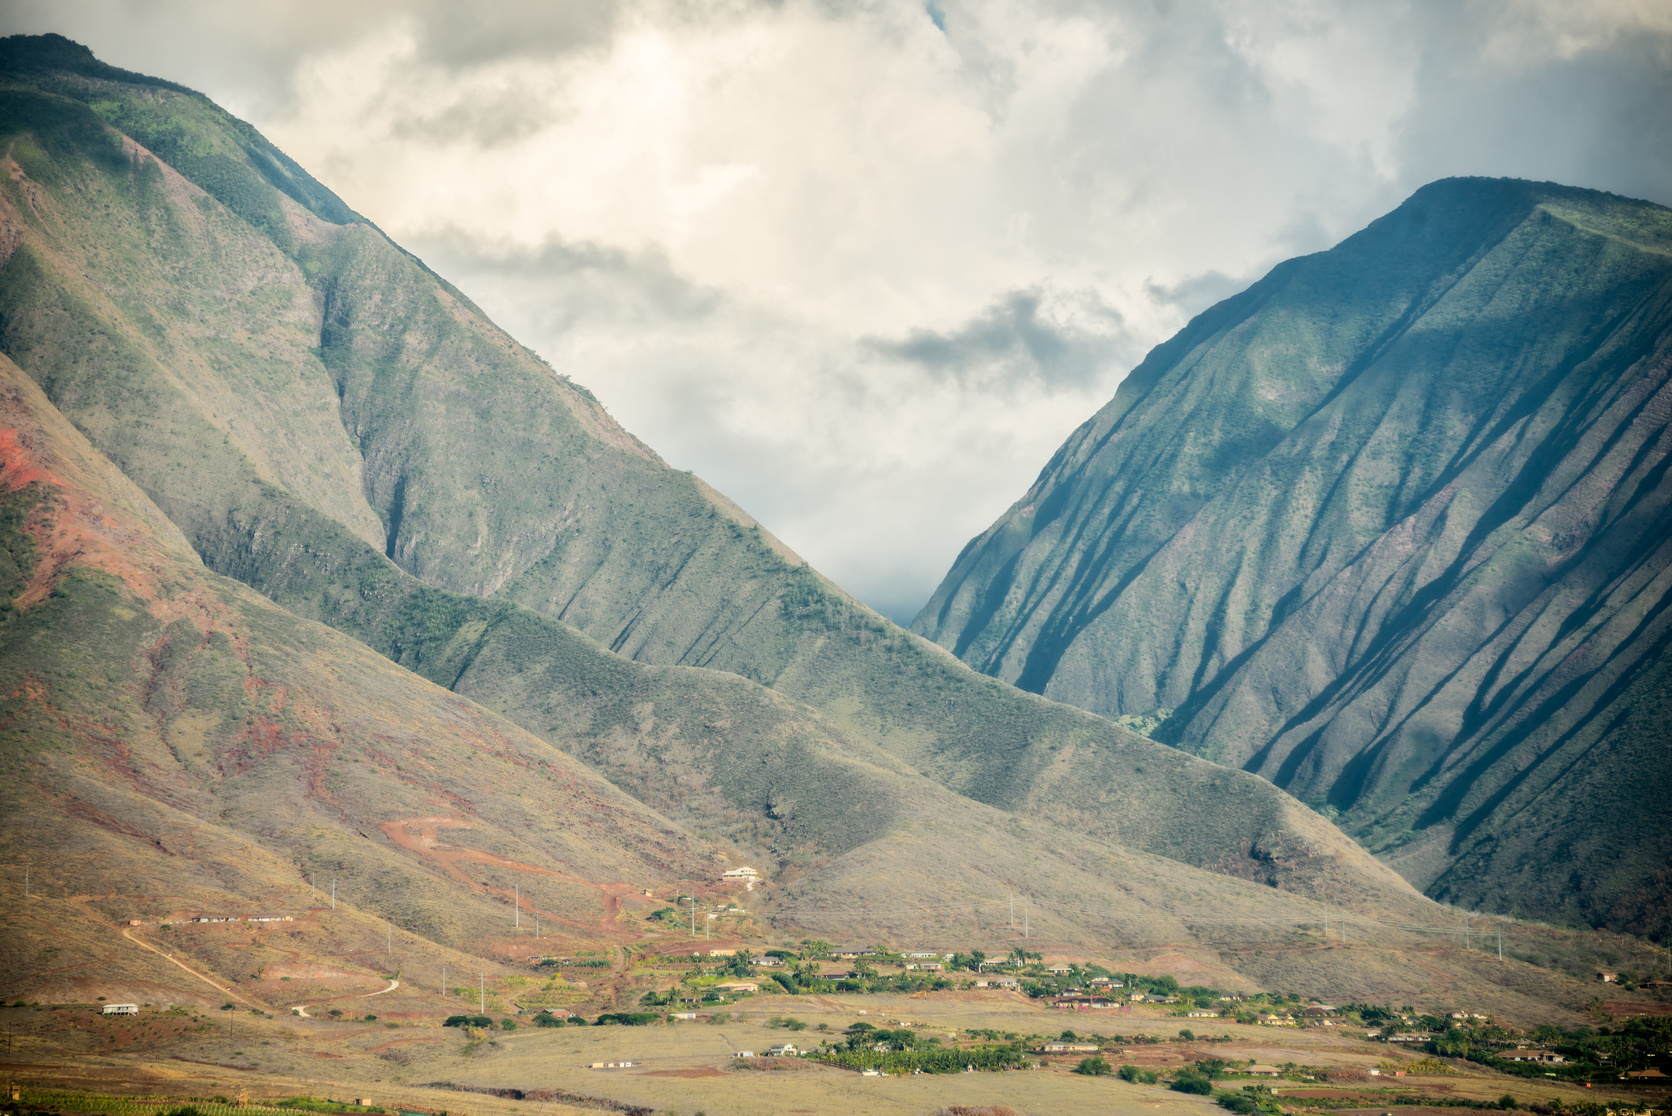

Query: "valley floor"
left=4, top=994, right=1668, bottom=1116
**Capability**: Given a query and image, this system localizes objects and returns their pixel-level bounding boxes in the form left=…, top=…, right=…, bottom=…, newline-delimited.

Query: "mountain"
left=0, top=34, right=1657, bottom=1022
left=913, top=178, right=1672, bottom=940
left=0, top=32, right=1415, bottom=906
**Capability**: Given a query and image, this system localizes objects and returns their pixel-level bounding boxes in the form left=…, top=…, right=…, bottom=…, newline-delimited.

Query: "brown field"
left=2, top=991, right=1665, bottom=1116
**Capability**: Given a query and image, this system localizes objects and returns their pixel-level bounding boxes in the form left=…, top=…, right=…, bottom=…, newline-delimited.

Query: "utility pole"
left=387, top=922, right=391, bottom=954
left=1498, top=931, right=1503, bottom=961
left=1323, top=911, right=1327, bottom=938
left=23, top=865, right=27, bottom=899
left=535, top=913, right=540, bottom=939
left=688, top=897, right=696, bottom=938
left=514, top=886, right=519, bottom=931
left=331, top=878, right=336, bottom=911
left=442, top=964, right=446, bottom=998
left=1023, top=899, right=1029, bottom=940
left=1465, top=917, right=1471, bottom=949
left=479, top=973, right=484, bottom=1014
left=1009, top=896, right=1014, bottom=929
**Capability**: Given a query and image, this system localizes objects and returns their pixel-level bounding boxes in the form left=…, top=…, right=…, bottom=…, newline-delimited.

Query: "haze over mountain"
left=915, top=178, right=1672, bottom=941
left=7, top=0, right=1670, bottom=626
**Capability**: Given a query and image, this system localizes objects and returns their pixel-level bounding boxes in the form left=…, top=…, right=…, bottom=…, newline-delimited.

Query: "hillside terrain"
left=0, top=32, right=1417, bottom=905
left=8, top=344, right=1630, bottom=1025
left=0, top=34, right=1663, bottom=1046
left=914, top=178, right=1672, bottom=940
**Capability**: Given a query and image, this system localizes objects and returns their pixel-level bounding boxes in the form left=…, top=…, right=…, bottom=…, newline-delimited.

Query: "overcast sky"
left=6, top=1, right=1670, bottom=622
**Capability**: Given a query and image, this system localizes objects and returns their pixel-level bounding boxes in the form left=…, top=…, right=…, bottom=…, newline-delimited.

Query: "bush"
left=443, top=1014, right=493, bottom=1028
left=533, top=1012, right=565, bottom=1027
left=1499, top=1097, right=1518, bottom=1110
left=1119, top=1065, right=1160, bottom=1084
left=594, top=1012, right=658, bottom=1026
left=1172, top=1072, right=1214, bottom=1095
left=1179, top=1029, right=1195, bottom=1040
left=1076, top=1056, right=1112, bottom=1076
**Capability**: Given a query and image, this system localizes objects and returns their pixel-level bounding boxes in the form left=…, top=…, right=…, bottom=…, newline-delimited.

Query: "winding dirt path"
left=119, top=927, right=258, bottom=1007
left=362, top=978, right=400, bottom=998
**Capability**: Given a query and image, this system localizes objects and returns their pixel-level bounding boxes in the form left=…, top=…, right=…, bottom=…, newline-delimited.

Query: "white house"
left=102, top=1004, right=138, bottom=1016
left=721, top=867, right=760, bottom=880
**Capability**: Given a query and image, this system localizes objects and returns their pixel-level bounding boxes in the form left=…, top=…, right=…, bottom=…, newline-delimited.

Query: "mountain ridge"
left=914, top=176, right=1672, bottom=938
left=0, top=33, right=1426, bottom=910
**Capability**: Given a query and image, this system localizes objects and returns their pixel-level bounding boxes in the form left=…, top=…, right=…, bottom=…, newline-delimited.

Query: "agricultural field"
left=2, top=988, right=1667, bottom=1116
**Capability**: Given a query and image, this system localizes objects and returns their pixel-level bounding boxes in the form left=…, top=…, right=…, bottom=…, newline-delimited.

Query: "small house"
left=1040, top=1041, right=1100, bottom=1053
left=768, top=1043, right=798, bottom=1056
left=669, top=1011, right=699, bottom=1021
left=102, top=1004, right=138, bottom=1016
left=1187, top=1009, right=1218, bottom=1018
left=1505, top=1049, right=1566, bottom=1064
left=716, top=981, right=758, bottom=993
left=752, top=955, right=782, bottom=966
left=721, top=867, right=760, bottom=880
left=730, top=1050, right=755, bottom=1058
left=1596, top=971, right=1618, bottom=983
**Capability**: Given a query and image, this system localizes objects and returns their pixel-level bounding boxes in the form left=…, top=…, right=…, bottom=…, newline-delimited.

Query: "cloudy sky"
left=6, top=1, right=1670, bottom=622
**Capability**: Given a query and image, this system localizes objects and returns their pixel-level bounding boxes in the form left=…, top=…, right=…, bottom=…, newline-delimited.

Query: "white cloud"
left=5, top=0, right=1669, bottom=621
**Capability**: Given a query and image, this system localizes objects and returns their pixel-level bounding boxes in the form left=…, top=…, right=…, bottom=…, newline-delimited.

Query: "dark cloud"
left=413, top=230, right=724, bottom=331
left=868, top=288, right=1137, bottom=392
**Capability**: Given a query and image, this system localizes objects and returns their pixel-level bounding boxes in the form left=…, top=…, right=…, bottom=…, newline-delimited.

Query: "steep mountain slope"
left=915, top=178, right=1672, bottom=938
left=0, top=33, right=1424, bottom=907
left=0, top=348, right=714, bottom=958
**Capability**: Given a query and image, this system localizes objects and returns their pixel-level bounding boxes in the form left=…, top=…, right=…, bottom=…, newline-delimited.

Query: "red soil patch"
left=1604, top=1001, right=1672, bottom=1016
left=378, top=816, right=642, bottom=939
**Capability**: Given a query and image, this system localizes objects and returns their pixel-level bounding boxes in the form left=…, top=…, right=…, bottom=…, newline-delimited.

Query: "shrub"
left=1119, top=1065, right=1159, bottom=1084
left=594, top=1012, right=658, bottom=1026
left=1075, top=1056, right=1112, bottom=1076
left=533, top=1012, right=565, bottom=1028
left=1171, top=1071, right=1214, bottom=1094
left=443, top=1014, right=493, bottom=1028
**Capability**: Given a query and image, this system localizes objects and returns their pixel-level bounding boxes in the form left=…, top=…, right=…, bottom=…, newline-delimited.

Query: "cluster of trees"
left=813, top=1040, right=1027, bottom=1074
left=1452, top=1016, right=1672, bottom=1079
left=594, top=1012, right=660, bottom=1026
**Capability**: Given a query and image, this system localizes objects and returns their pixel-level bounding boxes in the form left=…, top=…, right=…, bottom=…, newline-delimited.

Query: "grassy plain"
left=3, top=992, right=1668, bottom=1116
